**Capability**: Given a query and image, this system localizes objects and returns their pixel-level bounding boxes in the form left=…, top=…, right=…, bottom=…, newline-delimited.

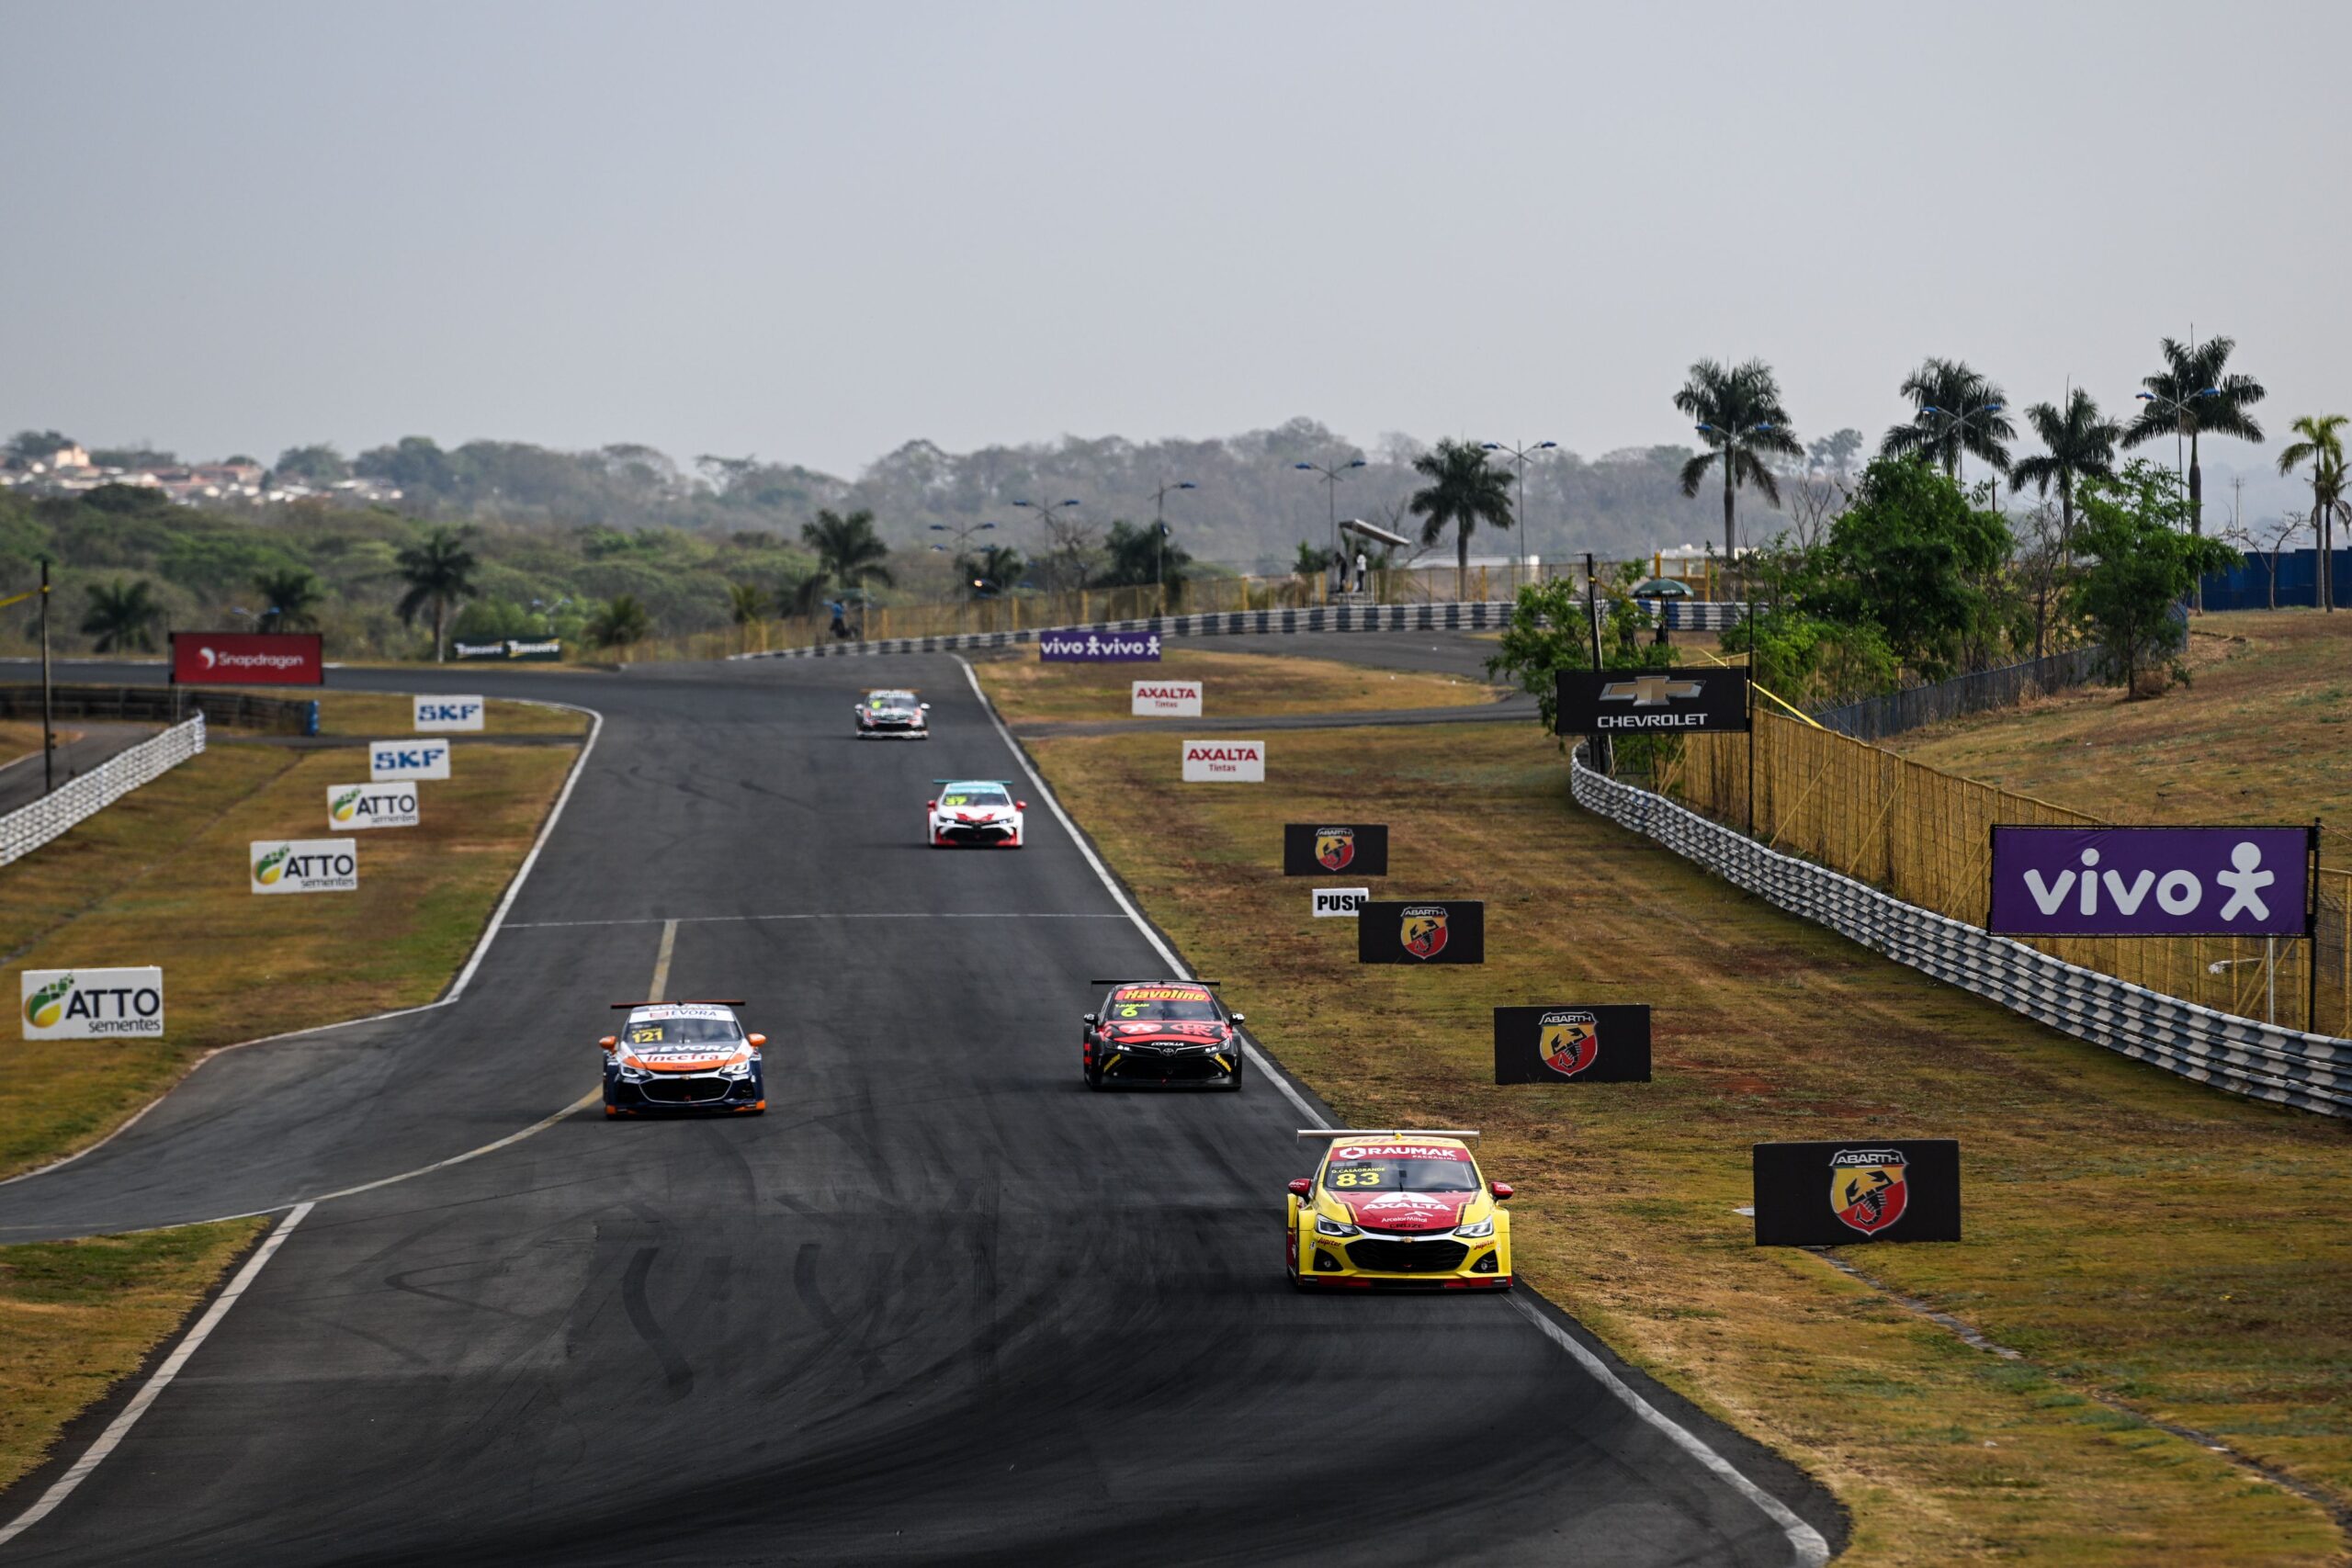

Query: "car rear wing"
left=610, top=998, right=747, bottom=1009
left=1091, top=978, right=1220, bottom=987
left=933, top=779, right=1013, bottom=785
left=1296, top=1129, right=1479, bottom=1142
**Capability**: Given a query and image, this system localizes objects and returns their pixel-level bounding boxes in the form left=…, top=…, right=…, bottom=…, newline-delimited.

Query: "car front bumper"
left=933, top=820, right=1019, bottom=845
left=1292, top=1230, right=1512, bottom=1289
left=605, top=1066, right=765, bottom=1114
left=1092, top=1042, right=1239, bottom=1086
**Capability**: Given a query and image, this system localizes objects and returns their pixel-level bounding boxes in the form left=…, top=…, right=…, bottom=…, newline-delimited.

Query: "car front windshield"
left=939, top=786, right=1010, bottom=807
left=1323, top=1155, right=1479, bottom=1193
left=1104, top=989, right=1220, bottom=1021
left=872, top=694, right=915, bottom=708
left=624, top=1017, right=743, bottom=1046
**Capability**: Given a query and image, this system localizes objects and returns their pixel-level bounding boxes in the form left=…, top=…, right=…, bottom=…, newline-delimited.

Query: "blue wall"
left=2199, top=547, right=2352, bottom=612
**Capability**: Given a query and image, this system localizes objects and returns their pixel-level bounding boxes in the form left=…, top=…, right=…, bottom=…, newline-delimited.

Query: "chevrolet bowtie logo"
left=1599, top=675, right=1704, bottom=707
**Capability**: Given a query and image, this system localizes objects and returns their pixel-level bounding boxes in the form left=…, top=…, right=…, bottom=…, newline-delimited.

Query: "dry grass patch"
left=972, top=648, right=1496, bottom=725
left=0, top=1217, right=268, bottom=1493
left=217, top=689, right=590, bottom=738
left=0, top=739, right=578, bottom=1179
left=1026, top=720, right=2350, bottom=1564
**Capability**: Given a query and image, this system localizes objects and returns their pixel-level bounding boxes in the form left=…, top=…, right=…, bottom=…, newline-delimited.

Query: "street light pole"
left=1151, top=479, right=1195, bottom=618
left=1292, top=457, right=1365, bottom=601
left=926, top=519, right=998, bottom=633
left=1915, top=400, right=2006, bottom=494
left=1481, top=440, right=1556, bottom=592
left=39, top=559, right=52, bottom=795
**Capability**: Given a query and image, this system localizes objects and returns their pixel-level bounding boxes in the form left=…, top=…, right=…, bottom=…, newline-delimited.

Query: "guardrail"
left=731, top=600, right=1521, bottom=660
left=1570, top=743, right=2352, bottom=1119
left=0, top=716, right=209, bottom=868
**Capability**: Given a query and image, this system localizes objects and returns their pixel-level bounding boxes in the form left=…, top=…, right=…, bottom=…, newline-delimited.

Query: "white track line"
left=0, top=1201, right=315, bottom=1551
left=0, top=699, right=603, bottom=1192
left=954, top=655, right=1829, bottom=1568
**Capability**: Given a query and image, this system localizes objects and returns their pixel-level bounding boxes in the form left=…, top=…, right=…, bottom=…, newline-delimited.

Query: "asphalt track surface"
left=0, top=649, right=1840, bottom=1565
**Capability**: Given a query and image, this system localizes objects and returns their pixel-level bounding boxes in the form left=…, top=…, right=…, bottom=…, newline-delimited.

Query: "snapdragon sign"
left=1039, top=629, right=1161, bottom=662
left=1988, top=825, right=2313, bottom=938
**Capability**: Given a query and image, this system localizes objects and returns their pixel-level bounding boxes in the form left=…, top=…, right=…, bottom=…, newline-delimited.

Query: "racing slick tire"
left=1222, top=1056, right=1245, bottom=1091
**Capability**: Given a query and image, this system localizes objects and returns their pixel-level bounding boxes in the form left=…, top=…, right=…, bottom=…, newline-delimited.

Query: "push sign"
left=1312, top=887, right=1370, bottom=918
left=369, top=739, right=452, bottom=781
left=413, top=695, right=485, bottom=732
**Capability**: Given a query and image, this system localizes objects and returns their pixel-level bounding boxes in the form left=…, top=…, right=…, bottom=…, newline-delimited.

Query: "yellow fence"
left=1660, top=712, right=2352, bottom=1037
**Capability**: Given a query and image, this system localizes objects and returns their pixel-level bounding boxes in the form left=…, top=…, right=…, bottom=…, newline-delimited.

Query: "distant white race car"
left=928, top=779, right=1025, bottom=848
left=856, top=688, right=930, bottom=739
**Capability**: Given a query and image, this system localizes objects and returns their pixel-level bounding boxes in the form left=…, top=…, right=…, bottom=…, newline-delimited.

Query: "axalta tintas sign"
left=1040, top=629, right=1161, bottom=662
left=170, top=631, right=324, bottom=686
left=413, top=694, right=485, bottom=732
left=21, top=966, right=164, bottom=1039
left=251, top=840, right=359, bottom=895
left=1132, top=680, right=1203, bottom=716
left=1987, top=825, right=2314, bottom=938
left=368, top=739, right=451, bottom=781
left=327, top=783, right=420, bottom=831
left=1182, top=739, right=1264, bottom=782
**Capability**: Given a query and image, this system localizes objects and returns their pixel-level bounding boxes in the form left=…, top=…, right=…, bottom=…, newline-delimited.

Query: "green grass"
left=1026, top=718, right=2351, bottom=1565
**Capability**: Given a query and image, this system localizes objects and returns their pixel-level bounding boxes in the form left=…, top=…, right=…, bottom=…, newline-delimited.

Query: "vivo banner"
left=413, top=694, right=485, bottom=732
left=252, top=840, right=358, bottom=895
left=22, top=966, right=164, bottom=1040
left=1182, top=739, right=1264, bottom=782
left=1987, top=825, right=2313, bottom=938
left=327, top=783, right=420, bottom=831
left=369, top=739, right=452, bottom=781
left=170, top=631, right=323, bottom=686
left=1132, top=680, right=1203, bottom=716
left=1040, top=628, right=1161, bottom=662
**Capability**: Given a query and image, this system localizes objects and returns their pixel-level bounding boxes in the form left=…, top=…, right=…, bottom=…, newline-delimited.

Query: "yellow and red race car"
left=1286, top=1130, right=1512, bottom=1290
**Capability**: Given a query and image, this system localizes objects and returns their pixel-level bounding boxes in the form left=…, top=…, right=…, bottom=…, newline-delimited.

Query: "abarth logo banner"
left=1131, top=681, right=1203, bottom=716
left=413, top=695, right=485, bottom=732
left=327, top=783, right=420, bottom=830
left=1358, top=901, right=1485, bottom=964
left=251, top=839, right=359, bottom=895
left=1555, top=667, right=1750, bottom=734
left=1282, top=824, right=1389, bottom=876
left=1751, top=1139, right=1961, bottom=1247
left=368, top=739, right=451, bottom=781
left=21, top=966, right=164, bottom=1039
left=1492, top=1004, right=1651, bottom=1083
left=1401, top=907, right=1448, bottom=958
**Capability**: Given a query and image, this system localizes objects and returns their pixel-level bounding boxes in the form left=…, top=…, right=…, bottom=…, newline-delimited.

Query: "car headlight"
left=719, top=1061, right=754, bottom=1079
left=1454, top=1215, right=1496, bottom=1240
left=617, top=1065, right=651, bottom=1083
left=1314, top=1213, right=1358, bottom=1238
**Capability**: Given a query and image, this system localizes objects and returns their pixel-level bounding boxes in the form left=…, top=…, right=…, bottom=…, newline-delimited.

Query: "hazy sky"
left=7, top=1, right=2346, bottom=487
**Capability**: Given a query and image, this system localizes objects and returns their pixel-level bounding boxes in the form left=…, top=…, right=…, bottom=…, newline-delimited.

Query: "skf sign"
left=369, top=739, right=451, bottom=781
left=21, top=966, right=165, bottom=1039
left=1132, top=681, right=1203, bottom=717
left=251, top=840, right=359, bottom=895
left=413, top=695, right=485, bottom=732
left=1181, top=739, right=1264, bottom=782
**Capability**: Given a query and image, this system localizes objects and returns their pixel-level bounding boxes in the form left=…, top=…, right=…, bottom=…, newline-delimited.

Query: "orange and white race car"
left=600, top=1001, right=766, bottom=1116
left=1285, top=1130, right=1512, bottom=1290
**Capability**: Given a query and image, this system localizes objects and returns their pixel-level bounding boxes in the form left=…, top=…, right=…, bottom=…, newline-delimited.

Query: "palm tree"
left=253, top=567, right=323, bottom=632
left=2120, top=333, right=2266, bottom=543
left=800, top=508, right=894, bottom=604
left=1878, top=356, right=2015, bottom=481
left=2008, top=389, right=2121, bottom=558
left=585, top=594, right=651, bottom=649
left=395, top=526, right=480, bottom=662
left=726, top=580, right=770, bottom=625
left=1407, top=439, right=1517, bottom=601
left=1673, top=358, right=1804, bottom=563
left=81, top=579, right=165, bottom=653
left=962, top=543, right=1026, bottom=597
left=2277, top=414, right=2347, bottom=612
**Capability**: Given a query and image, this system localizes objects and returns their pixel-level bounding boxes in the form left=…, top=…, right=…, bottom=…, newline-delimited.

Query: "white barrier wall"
left=0, top=716, right=208, bottom=868
left=1569, top=744, right=2352, bottom=1119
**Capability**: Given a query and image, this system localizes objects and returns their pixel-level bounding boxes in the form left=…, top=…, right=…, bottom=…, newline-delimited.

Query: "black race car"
left=1082, top=980, right=1245, bottom=1090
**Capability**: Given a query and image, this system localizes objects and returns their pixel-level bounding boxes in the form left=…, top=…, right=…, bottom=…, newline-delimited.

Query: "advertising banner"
left=453, top=638, right=563, bottom=661
left=21, top=966, right=164, bottom=1040
left=1555, top=667, right=1749, bottom=734
left=327, top=783, right=420, bottom=831
left=1182, top=739, right=1264, bottom=782
left=1040, top=628, right=1161, bottom=662
left=1283, top=823, right=1389, bottom=876
left=251, top=839, right=359, bottom=895
left=1311, top=887, right=1369, bottom=918
left=1752, top=1140, right=1962, bottom=1246
left=1493, top=1005, right=1651, bottom=1083
left=413, top=695, right=486, bottom=732
left=1987, top=825, right=2312, bottom=938
left=368, top=739, right=452, bottom=782
left=1131, top=680, right=1203, bottom=716
left=1358, top=900, right=1485, bottom=964
left=170, top=631, right=323, bottom=686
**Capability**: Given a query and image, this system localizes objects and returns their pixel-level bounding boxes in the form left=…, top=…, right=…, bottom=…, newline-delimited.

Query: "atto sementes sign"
left=1987, top=825, right=2313, bottom=938
left=327, top=782, right=420, bottom=831
left=251, top=839, right=359, bottom=895
left=21, top=966, right=164, bottom=1039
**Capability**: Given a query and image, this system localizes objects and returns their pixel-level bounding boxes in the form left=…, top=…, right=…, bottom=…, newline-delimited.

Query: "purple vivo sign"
left=1038, top=628, right=1161, bottom=662
left=1988, top=825, right=2313, bottom=938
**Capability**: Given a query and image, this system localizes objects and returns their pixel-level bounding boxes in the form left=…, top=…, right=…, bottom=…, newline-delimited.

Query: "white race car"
left=928, top=779, right=1025, bottom=848
left=855, top=688, right=930, bottom=739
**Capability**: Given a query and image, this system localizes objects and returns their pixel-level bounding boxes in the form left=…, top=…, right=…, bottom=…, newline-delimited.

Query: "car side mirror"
left=1081, top=1012, right=1097, bottom=1025
left=1015, top=800, right=1028, bottom=810
left=746, top=1033, right=766, bottom=1047
left=925, top=799, right=936, bottom=810
left=598, top=1035, right=617, bottom=1052
left=1287, top=1178, right=1313, bottom=1197
left=1229, top=1012, right=1246, bottom=1025
left=1489, top=1182, right=1514, bottom=1200
left=921, top=703, right=931, bottom=711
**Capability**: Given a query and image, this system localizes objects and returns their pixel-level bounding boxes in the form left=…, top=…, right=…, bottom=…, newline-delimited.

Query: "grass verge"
left=225, top=689, right=591, bottom=738
left=1025, top=718, right=2350, bottom=1564
left=0, top=1218, right=268, bottom=1494
left=971, top=647, right=1496, bottom=724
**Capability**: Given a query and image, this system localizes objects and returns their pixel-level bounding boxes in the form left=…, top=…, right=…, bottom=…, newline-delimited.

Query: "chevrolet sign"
left=1555, top=667, right=1751, bottom=734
